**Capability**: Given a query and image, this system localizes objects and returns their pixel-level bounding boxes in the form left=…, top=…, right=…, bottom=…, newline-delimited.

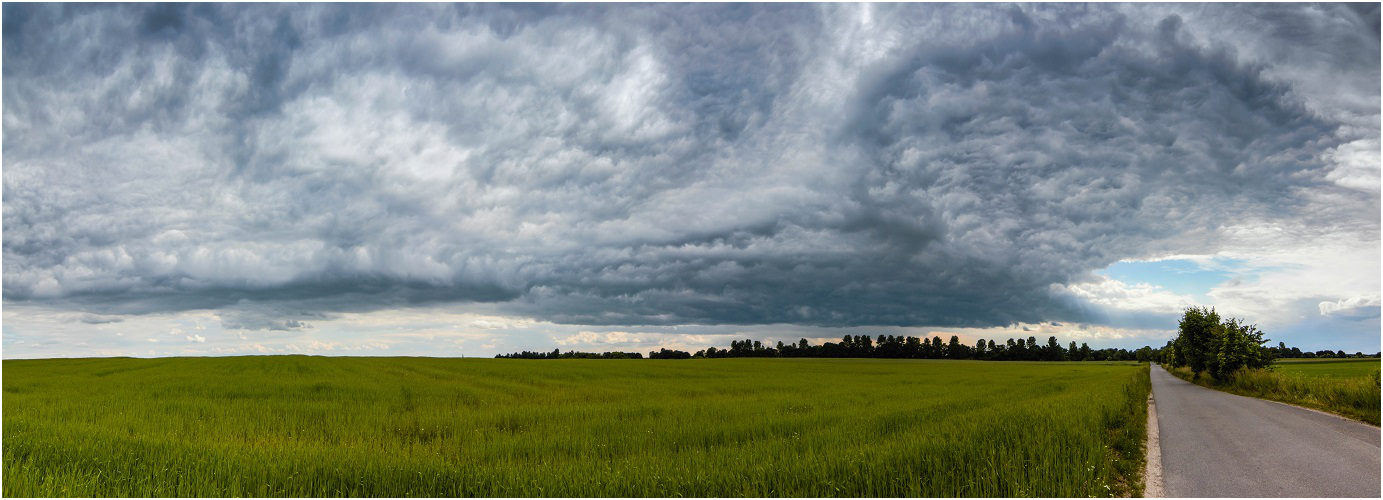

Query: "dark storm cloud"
left=4, top=4, right=1377, bottom=329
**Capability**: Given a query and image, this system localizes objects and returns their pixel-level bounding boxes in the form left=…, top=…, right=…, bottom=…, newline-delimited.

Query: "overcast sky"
left=4, top=3, right=1379, bottom=359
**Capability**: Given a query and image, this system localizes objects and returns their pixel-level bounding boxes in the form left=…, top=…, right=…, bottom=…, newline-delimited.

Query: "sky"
left=3, top=3, right=1379, bottom=359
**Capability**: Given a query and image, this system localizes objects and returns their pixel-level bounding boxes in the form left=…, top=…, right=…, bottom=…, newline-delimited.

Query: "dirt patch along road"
left=1151, top=365, right=1380, bottom=497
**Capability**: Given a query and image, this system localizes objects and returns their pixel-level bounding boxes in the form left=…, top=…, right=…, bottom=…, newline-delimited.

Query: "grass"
left=1166, top=362, right=1380, bottom=426
left=1274, top=358, right=1381, bottom=379
left=4, top=357, right=1149, bottom=497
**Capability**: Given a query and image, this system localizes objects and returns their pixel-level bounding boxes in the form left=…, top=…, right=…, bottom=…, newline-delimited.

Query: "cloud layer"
left=4, top=4, right=1378, bottom=332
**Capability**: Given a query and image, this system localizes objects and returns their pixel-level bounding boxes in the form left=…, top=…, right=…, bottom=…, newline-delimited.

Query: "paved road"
left=1152, top=364, right=1380, bottom=497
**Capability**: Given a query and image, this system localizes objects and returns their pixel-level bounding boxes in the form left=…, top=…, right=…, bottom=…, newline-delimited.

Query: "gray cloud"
left=4, top=4, right=1377, bottom=329
left=214, top=300, right=331, bottom=331
left=62, top=313, right=125, bottom=325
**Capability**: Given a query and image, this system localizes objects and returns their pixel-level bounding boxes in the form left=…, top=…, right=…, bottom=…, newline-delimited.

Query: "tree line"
left=690, top=335, right=1159, bottom=361
left=496, top=350, right=645, bottom=359
left=1265, top=344, right=1376, bottom=360
left=498, top=322, right=1376, bottom=363
left=498, top=334, right=1159, bottom=362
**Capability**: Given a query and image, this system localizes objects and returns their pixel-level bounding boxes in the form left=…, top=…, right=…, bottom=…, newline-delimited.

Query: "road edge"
left=1144, top=385, right=1164, bottom=497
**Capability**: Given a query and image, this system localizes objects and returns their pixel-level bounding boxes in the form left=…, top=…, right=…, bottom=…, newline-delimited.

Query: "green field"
left=1275, top=358, right=1382, bottom=379
left=4, top=357, right=1149, bottom=497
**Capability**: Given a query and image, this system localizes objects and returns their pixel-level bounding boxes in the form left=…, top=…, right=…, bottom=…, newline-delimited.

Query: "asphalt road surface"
left=1152, top=364, right=1380, bottom=497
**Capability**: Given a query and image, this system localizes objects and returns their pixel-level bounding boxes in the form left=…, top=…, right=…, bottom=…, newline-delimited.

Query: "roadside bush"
left=1170, top=307, right=1271, bottom=381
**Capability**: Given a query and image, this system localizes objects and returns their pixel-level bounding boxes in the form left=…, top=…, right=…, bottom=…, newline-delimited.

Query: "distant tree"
left=905, top=336, right=922, bottom=358
left=946, top=336, right=963, bottom=359
left=1046, top=336, right=1064, bottom=361
left=1135, top=346, right=1155, bottom=362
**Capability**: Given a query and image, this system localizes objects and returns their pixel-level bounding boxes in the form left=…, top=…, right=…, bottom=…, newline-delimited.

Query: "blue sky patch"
left=1097, top=258, right=1242, bottom=300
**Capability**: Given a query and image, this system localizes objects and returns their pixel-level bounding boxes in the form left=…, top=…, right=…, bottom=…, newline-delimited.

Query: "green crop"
left=4, top=357, right=1148, bottom=497
left=1275, top=358, right=1381, bottom=379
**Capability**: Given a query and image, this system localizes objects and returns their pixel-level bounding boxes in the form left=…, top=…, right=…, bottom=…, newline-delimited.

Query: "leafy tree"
left=1170, top=306, right=1275, bottom=380
left=1176, top=306, right=1221, bottom=375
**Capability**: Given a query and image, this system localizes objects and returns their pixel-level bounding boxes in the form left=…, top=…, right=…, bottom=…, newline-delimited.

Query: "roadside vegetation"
left=5, top=357, right=1149, bottom=497
left=1160, top=306, right=1381, bottom=426
left=1166, top=362, right=1380, bottom=426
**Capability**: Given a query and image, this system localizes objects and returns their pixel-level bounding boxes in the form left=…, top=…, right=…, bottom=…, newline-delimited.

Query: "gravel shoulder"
left=1144, top=391, right=1164, bottom=497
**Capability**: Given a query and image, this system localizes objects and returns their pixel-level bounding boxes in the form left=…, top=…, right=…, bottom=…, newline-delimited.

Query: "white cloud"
left=1053, top=277, right=1198, bottom=315
left=1319, top=295, right=1382, bottom=316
